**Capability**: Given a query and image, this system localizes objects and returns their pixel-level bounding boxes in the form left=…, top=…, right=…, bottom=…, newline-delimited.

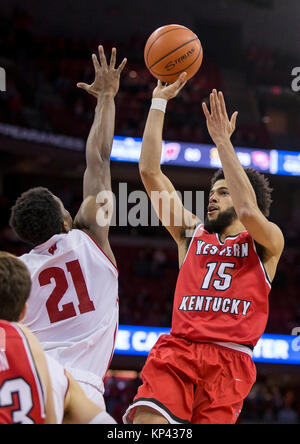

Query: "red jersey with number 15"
left=171, top=224, right=271, bottom=347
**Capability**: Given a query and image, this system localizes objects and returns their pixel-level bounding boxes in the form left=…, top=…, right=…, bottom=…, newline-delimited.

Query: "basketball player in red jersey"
left=123, top=75, right=284, bottom=424
left=0, top=252, right=56, bottom=424
left=9, top=47, right=127, bottom=409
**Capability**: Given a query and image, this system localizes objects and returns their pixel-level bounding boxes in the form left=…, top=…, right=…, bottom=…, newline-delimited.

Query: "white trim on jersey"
left=79, top=229, right=118, bottom=277
left=31, top=229, right=118, bottom=277
left=215, top=231, right=248, bottom=246
left=32, top=233, right=64, bottom=255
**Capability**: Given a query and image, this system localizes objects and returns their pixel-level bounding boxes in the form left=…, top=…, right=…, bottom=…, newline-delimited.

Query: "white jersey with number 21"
left=20, top=229, right=119, bottom=395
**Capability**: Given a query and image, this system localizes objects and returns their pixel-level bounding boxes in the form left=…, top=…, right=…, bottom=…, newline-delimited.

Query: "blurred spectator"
left=277, top=391, right=299, bottom=424
left=4, top=9, right=300, bottom=147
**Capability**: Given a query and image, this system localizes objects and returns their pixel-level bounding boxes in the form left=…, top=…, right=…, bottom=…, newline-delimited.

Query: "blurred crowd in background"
left=1, top=7, right=300, bottom=424
left=1, top=9, right=300, bottom=149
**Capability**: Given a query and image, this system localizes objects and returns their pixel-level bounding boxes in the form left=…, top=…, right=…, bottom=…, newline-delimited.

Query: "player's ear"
left=19, top=304, right=28, bottom=322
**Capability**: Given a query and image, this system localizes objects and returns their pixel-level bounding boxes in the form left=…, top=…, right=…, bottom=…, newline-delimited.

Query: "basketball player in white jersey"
left=9, top=46, right=127, bottom=409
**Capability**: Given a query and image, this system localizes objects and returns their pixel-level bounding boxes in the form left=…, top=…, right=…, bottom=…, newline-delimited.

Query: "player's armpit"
left=239, top=207, right=284, bottom=258
left=140, top=168, right=199, bottom=243
left=75, top=158, right=116, bottom=252
left=74, top=194, right=117, bottom=266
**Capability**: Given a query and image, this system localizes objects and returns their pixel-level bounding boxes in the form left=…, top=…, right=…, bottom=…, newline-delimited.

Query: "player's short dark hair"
left=211, top=168, right=273, bottom=217
left=9, top=187, right=64, bottom=246
left=0, top=252, right=31, bottom=322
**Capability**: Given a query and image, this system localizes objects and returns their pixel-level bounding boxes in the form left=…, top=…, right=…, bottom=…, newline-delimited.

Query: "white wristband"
left=151, top=98, right=167, bottom=113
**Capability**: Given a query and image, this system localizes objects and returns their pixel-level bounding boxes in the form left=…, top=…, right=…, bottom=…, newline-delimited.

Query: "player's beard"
left=204, top=206, right=238, bottom=234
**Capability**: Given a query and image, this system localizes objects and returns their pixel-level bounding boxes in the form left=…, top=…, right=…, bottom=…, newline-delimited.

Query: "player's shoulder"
left=190, top=223, right=215, bottom=241
left=20, top=229, right=84, bottom=261
left=0, top=319, right=10, bottom=330
left=188, top=223, right=207, bottom=238
left=61, top=228, right=87, bottom=246
left=61, top=228, right=105, bottom=249
left=64, top=228, right=108, bottom=258
left=238, top=229, right=253, bottom=241
left=0, top=319, right=19, bottom=340
left=193, top=226, right=254, bottom=244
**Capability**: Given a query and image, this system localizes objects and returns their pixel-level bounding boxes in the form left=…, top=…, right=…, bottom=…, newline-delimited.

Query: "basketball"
left=144, top=24, right=203, bottom=84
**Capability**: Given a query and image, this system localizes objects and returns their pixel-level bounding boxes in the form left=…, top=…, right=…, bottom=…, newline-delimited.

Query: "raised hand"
left=77, top=46, right=127, bottom=98
left=152, top=72, right=188, bottom=101
left=202, top=89, right=238, bottom=145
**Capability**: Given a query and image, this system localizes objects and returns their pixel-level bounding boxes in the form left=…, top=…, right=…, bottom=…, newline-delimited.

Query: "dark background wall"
left=0, top=0, right=300, bottom=58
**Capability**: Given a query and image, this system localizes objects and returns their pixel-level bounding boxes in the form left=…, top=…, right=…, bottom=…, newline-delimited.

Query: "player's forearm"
left=139, top=108, right=165, bottom=176
left=216, top=137, right=258, bottom=217
left=86, top=93, right=116, bottom=164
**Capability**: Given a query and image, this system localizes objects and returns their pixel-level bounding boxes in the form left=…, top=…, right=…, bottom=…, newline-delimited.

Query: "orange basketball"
left=144, top=24, right=203, bottom=83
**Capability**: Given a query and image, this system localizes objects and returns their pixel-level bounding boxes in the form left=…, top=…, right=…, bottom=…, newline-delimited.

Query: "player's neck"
left=218, top=219, right=246, bottom=242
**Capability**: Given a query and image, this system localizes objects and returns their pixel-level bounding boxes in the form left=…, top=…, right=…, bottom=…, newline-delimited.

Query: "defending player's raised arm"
left=74, top=46, right=127, bottom=255
left=140, top=74, right=199, bottom=244
left=202, top=90, right=284, bottom=261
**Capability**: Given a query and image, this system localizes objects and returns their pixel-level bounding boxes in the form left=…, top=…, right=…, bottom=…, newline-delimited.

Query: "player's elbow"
left=238, top=206, right=258, bottom=224
left=86, top=154, right=110, bottom=175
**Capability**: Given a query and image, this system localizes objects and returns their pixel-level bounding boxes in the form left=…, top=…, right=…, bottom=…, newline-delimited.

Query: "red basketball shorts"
left=123, top=334, right=257, bottom=424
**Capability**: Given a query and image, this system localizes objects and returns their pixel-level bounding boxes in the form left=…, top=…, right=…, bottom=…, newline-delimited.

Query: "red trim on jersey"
left=80, top=230, right=119, bottom=274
